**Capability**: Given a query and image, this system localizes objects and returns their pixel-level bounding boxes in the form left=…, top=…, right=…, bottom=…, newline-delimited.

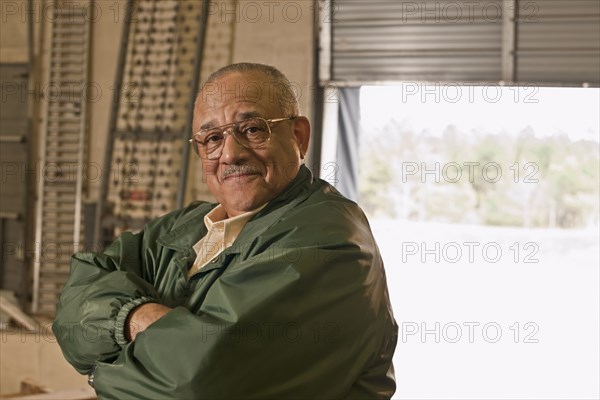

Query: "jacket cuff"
left=114, top=296, right=157, bottom=346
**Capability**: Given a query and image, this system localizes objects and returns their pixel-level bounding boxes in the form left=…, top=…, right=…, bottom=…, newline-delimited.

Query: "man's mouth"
left=222, top=167, right=262, bottom=181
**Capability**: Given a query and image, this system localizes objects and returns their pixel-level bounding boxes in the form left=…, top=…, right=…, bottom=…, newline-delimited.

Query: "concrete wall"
left=0, top=0, right=30, bottom=63
left=231, top=1, right=314, bottom=118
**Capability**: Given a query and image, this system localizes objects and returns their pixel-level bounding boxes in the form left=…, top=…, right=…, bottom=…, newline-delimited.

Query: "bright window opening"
left=358, top=85, right=600, bottom=399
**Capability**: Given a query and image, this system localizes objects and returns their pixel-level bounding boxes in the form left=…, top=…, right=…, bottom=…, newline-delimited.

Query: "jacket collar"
left=158, top=165, right=314, bottom=252
left=254, top=164, right=313, bottom=219
left=157, top=202, right=213, bottom=252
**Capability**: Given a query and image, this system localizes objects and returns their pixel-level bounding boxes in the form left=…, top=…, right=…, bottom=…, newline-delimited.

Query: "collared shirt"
left=188, top=203, right=266, bottom=277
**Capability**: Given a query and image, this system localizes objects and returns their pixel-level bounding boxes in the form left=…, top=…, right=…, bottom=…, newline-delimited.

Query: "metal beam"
left=502, top=0, right=517, bottom=83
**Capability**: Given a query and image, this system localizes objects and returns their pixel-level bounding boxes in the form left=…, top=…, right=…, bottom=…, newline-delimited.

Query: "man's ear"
left=293, top=116, right=311, bottom=159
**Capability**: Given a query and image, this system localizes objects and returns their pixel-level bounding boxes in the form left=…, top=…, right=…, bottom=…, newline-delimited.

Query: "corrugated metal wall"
left=330, top=0, right=600, bottom=86
left=517, top=0, right=600, bottom=85
left=332, top=0, right=503, bottom=82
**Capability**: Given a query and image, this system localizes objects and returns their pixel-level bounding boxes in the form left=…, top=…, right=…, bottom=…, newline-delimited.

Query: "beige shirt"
left=188, top=204, right=266, bottom=277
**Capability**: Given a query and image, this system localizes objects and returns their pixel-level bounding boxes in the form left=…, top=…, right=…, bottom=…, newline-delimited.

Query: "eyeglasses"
left=189, top=116, right=296, bottom=160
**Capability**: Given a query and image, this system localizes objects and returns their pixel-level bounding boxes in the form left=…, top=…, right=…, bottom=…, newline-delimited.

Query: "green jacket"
left=53, top=166, right=397, bottom=399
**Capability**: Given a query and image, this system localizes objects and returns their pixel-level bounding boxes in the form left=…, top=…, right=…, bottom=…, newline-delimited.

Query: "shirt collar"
left=192, top=203, right=268, bottom=255
left=204, top=203, right=268, bottom=229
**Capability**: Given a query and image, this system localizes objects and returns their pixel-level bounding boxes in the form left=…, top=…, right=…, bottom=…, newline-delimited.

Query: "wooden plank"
left=0, top=294, right=38, bottom=331
left=5, top=387, right=96, bottom=400
left=20, top=378, right=52, bottom=394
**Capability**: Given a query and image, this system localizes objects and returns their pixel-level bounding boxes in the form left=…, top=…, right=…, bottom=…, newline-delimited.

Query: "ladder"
left=32, top=1, right=92, bottom=315
left=96, top=0, right=209, bottom=246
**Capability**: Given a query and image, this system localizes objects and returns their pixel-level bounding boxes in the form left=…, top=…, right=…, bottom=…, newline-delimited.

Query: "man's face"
left=193, top=72, right=310, bottom=217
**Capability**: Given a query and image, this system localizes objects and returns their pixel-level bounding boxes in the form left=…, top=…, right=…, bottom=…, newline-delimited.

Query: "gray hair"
left=200, top=62, right=300, bottom=116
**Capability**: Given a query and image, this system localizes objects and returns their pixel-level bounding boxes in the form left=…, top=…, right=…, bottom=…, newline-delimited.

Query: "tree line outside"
left=359, top=120, right=600, bottom=229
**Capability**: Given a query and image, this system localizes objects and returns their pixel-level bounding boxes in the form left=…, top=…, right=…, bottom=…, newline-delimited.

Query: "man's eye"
left=242, top=126, right=262, bottom=136
left=204, top=133, right=224, bottom=144
left=239, top=120, right=268, bottom=136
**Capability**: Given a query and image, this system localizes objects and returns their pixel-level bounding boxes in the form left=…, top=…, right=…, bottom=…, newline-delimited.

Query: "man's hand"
left=126, top=303, right=172, bottom=342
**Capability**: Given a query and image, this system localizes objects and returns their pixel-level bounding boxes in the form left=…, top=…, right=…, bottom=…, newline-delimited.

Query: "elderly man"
left=53, top=63, right=397, bottom=399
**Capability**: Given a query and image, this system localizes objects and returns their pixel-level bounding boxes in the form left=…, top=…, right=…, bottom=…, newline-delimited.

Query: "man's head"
left=193, top=63, right=310, bottom=217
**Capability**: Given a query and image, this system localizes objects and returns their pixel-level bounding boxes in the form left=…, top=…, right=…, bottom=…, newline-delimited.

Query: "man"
left=53, top=63, right=397, bottom=399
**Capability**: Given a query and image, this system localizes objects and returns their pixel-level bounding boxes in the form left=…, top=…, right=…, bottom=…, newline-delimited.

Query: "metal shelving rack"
left=32, top=0, right=92, bottom=315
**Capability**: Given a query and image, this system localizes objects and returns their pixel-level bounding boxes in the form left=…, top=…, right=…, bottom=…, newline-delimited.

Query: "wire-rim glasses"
left=189, top=116, right=296, bottom=160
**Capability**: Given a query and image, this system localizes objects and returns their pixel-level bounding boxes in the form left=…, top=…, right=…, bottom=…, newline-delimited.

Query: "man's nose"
left=219, top=133, right=250, bottom=163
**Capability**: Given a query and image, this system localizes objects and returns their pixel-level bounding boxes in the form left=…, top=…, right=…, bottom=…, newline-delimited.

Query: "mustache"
left=221, top=165, right=262, bottom=179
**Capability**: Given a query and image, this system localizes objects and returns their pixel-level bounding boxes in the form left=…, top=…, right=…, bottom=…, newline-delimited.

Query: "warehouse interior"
left=1, top=0, right=599, bottom=398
